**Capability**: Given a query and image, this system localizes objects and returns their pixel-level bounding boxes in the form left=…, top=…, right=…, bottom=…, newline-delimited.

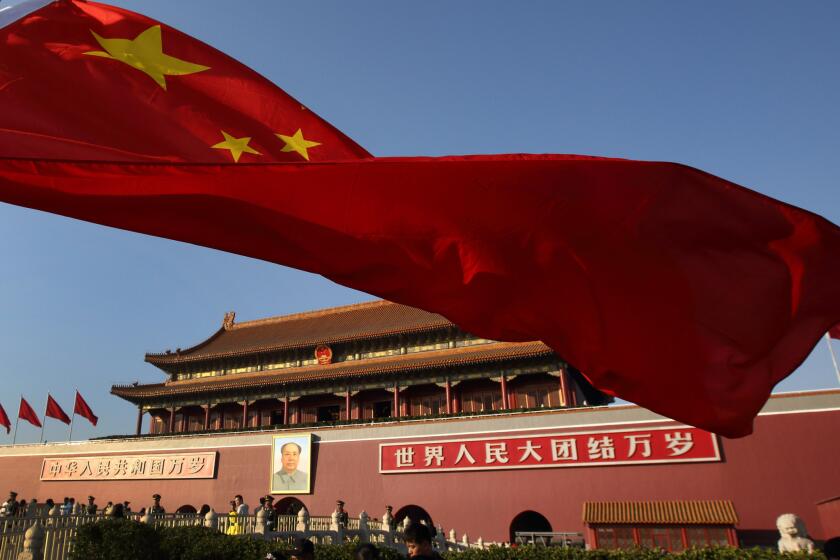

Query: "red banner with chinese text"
left=40, top=452, right=216, bottom=481
left=379, top=426, right=719, bottom=473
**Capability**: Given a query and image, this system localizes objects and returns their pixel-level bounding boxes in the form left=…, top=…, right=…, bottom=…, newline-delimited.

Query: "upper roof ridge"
left=229, top=299, right=447, bottom=330
left=146, top=299, right=455, bottom=365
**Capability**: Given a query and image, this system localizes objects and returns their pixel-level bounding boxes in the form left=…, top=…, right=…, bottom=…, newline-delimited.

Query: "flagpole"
left=826, top=333, right=840, bottom=385
left=68, top=387, right=80, bottom=442
left=12, top=396, right=20, bottom=445
left=39, top=395, right=48, bottom=444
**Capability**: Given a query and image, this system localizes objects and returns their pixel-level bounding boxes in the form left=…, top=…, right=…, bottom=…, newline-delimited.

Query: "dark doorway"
left=270, top=409, right=285, bottom=425
left=509, top=510, right=552, bottom=543
left=317, top=405, right=341, bottom=422
left=373, top=401, right=392, bottom=419
left=176, top=504, right=197, bottom=514
left=394, top=504, right=433, bottom=528
left=275, top=497, right=306, bottom=516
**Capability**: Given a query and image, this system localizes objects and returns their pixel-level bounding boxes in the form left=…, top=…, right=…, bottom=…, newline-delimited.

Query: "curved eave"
left=111, top=383, right=166, bottom=404
left=144, top=321, right=453, bottom=368
left=118, top=341, right=555, bottom=402
left=145, top=326, right=227, bottom=366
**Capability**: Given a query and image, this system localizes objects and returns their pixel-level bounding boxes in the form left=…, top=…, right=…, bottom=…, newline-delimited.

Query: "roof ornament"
left=315, top=345, right=333, bottom=365
left=223, top=311, right=236, bottom=330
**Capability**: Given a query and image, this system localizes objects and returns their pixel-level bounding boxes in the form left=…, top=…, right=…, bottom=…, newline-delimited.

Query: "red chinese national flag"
left=18, top=398, right=42, bottom=428
left=0, top=403, right=10, bottom=434
left=0, top=0, right=368, bottom=162
left=1, top=2, right=840, bottom=438
left=74, top=391, right=98, bottom=426
left=45, top=394, right=71, bottom=425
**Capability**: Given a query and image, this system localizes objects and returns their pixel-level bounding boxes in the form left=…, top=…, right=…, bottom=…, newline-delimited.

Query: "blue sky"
left=1, top=0, right=838, bottom=443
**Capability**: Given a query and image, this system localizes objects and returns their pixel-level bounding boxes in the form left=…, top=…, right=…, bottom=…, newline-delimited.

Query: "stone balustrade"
left=1, top=502, right=498, bottom=560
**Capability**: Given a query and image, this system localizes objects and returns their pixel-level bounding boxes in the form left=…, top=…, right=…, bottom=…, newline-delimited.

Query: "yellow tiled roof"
left=146, top=300, right=453, bottom=365
left=582, top=501, right=738, bottom=525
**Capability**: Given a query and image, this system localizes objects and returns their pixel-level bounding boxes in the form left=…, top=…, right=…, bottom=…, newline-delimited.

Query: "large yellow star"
left=276, top=129, right=321, bottom=161
left=211, top=131, right=261, bottom=163
left=84, top=25, right=209, bottom=90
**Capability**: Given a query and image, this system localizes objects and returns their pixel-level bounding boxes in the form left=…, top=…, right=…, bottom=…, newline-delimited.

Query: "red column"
left=445, top=380, right=452, bottom=414
left=204, top=405, right=210, bottom=430
left=586, top=527, right=598, bottom=549
left=558, top=369, right=568, bottom=407
left=500, top=375, right=509, bottom=410
left=559, top=366, right=576, bottom=407
left=393, top=384, right=400, bottom=418
left=345, top=392, right=351, bottom=421
left=726, top=527, right=738, bottom=546
left=454, top=388, right=461, bottom=413
left=168, top=406, right=176, bottom=433
left=283, top=396, right=290, bottom=424
left=135, top=407, right=143, bottom=436
left=242, top=401, right=249, bottom=428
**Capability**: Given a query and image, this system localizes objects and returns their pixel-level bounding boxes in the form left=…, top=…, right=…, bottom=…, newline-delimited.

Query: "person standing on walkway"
left=264, top=495, right=276, bottom=532
left=235, top=494, right=249, bottom=515
left=149, top=494, right=166, bottom=515
left=85, top=496, right=97, bottom=515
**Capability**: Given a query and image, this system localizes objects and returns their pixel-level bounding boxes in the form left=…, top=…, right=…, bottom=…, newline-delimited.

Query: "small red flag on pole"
left=74, top=391, right=98, bottom=427
left=18, top=397, right=41, bottom=428
left=0, top=403, right=10, bottom=434
left=45, top=395, right=71, bottom=425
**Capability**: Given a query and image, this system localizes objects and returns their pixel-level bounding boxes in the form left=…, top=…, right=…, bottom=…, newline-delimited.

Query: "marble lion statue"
left=776, top=513, right=815, bottom=553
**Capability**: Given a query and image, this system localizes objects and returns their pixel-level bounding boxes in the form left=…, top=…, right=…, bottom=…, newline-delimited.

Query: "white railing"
left=514, top=531, right=584, bottom=547
left=0, top=526, right=25, bottom=560
left=0, top=505, right=501, bottom=560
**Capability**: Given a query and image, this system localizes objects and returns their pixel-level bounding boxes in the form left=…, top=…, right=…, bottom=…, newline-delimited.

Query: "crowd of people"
left=0, top=489, right=156, bottom=519
left=0, top=489, right=347, bottom=530
left=2, top=487, right=444, bottom=560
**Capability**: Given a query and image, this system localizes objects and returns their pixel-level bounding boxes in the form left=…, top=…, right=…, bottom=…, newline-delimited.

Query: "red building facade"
left=0, top=302, right=837, bottom=548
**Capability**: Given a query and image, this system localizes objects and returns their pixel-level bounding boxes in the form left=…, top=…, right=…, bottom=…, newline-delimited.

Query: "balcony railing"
left=93, top=403, right=582, bottom=441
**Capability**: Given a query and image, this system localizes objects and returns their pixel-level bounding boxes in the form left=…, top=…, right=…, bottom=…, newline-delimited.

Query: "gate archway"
left=275, top=497, right=306, bottom=516
left=509, top=510, right=552, bottom=543
left=394, top=504, right=433, bottom=529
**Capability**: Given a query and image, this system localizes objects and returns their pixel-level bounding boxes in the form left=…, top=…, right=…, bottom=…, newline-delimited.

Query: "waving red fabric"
left=74, top=391, right=99, bottom=427
left=18, top=398, right=42, bottom=429
left=1, top=2, right=839, bottom=437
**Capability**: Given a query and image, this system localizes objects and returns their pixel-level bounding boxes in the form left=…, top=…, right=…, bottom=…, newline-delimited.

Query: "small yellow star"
left=211, top=131, right=261, bottom=163
left=276, top=128, right=321, bottom=161
left=85, top=25, right=209, bottom=90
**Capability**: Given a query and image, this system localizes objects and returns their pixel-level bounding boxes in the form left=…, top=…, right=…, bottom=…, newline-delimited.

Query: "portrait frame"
left=270, top=433, right=312, bottom=494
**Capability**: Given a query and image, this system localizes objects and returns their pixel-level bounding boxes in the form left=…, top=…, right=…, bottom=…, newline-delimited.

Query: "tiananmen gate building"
left=0, top=301, right=838, bottom=548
